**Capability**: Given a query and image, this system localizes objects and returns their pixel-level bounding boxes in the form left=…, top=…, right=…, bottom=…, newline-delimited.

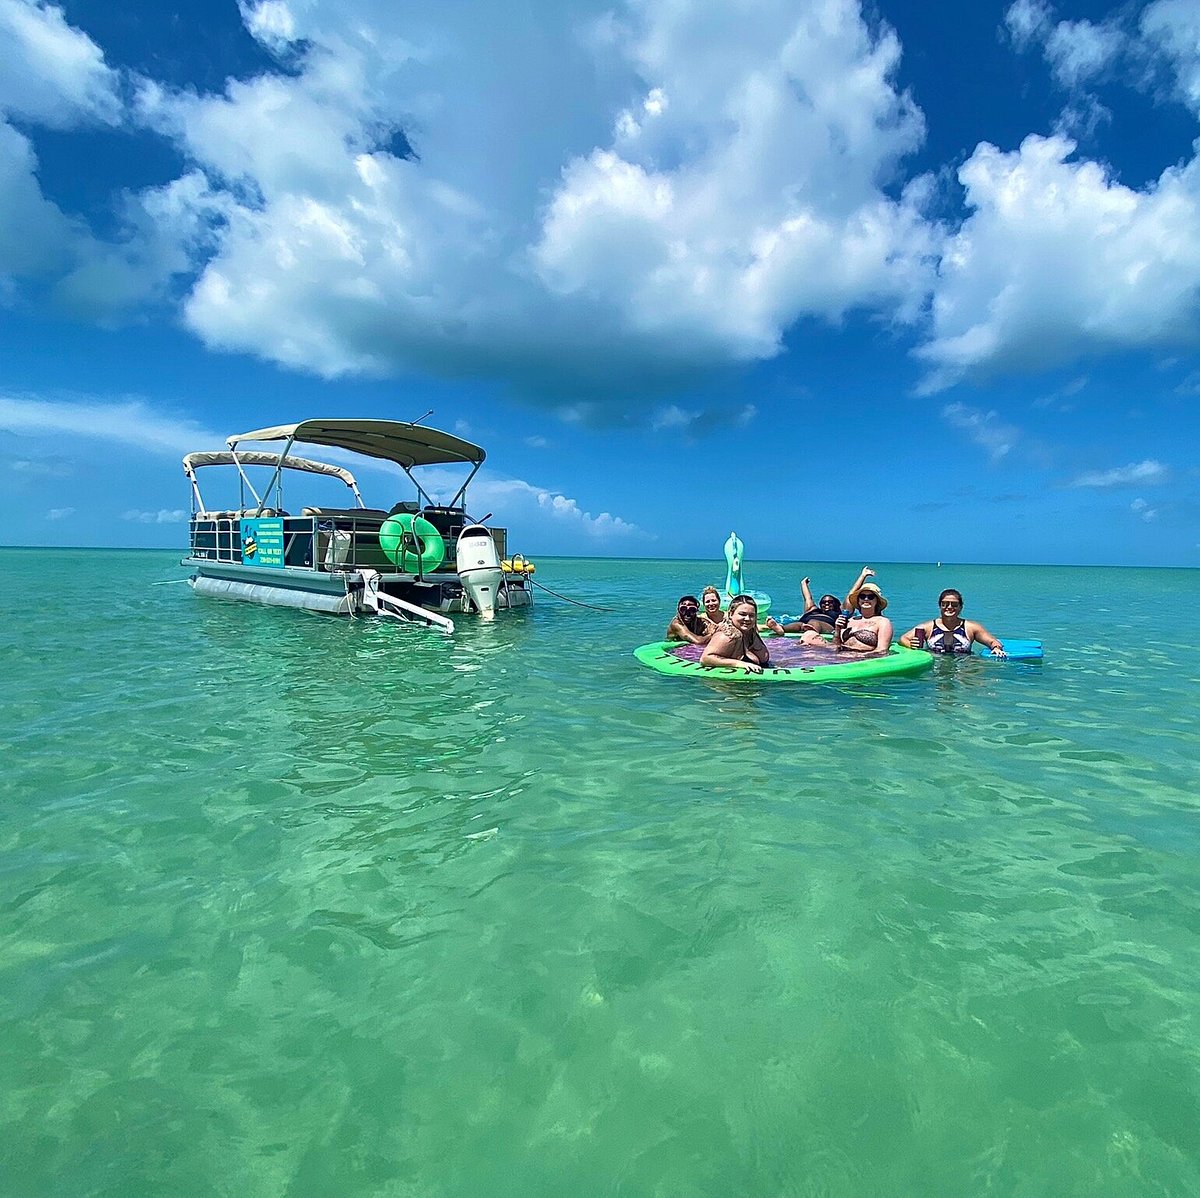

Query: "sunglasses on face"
left=859, top=593, right=878, bottom=602
left=940, top=599, right=962, bottom=609
left=819, top=598, right=839, bottom=608
left=679, top=604, right=699, bottom=613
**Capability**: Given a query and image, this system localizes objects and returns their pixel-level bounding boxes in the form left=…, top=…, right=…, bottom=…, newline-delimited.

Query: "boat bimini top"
left=224, top=418, right=487, bottom=513
left=182, top=450, right=367, bottom=515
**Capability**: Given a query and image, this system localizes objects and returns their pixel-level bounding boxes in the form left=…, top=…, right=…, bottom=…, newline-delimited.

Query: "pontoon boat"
left=181, top=418, right=534, bottom=629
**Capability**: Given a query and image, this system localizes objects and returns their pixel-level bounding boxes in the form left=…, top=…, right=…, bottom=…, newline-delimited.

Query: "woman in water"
left=834, top=582, right=893, bottom=654
left=700, top=585, right=724, bottom=627
left=701, top=594, right=771, bottom=673
left=899, top=589, right=1006, bottom=656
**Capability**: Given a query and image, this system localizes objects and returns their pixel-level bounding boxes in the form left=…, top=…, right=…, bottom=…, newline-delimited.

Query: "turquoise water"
left=2, top=548, right=1198, bottom=1196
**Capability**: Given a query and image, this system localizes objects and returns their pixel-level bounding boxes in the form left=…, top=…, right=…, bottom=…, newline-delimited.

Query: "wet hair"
left=678, top=595, right=700, bottom=607
left=938, top=588, right=963, bottom=606
left=701, top=585, right=721, bottom=601
left=728, top=594, right=758, bottom=615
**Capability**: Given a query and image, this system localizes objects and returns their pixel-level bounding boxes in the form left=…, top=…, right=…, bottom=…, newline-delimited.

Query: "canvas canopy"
left=226, top=419, right=485, bottom=468
left=182, top=451, right=357, bottom=487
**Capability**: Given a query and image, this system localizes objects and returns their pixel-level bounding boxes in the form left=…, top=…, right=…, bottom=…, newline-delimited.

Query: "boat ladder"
left=355, top=570, right=455, bottom=633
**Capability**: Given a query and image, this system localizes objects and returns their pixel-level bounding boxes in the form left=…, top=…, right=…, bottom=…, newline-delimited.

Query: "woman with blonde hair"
left=701, top=594, right=771, bottom=674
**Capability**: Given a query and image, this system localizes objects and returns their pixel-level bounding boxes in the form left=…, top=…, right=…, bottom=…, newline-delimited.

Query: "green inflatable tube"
left=633, top=637, right=933, bottom=684
left=380, top=513, right=446, bottom=572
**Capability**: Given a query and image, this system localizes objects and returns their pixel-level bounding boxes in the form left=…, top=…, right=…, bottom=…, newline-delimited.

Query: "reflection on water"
left=0, top=551, right=1198, bottom=1195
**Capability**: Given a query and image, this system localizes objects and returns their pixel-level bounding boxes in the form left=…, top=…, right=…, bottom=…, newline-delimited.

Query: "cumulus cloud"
left=114, top=0, right=938, bottom=406
left=396, top=463, right=643, bottom=541
left=941, top=402, right=1019, bottom=460
left=0, top=0, right=122, bottom=127
left=1043, top=19, right=1125, bottom=88
left=6, top=0, right=1200, bottom=408
left=0, top=3, right=129, bottom=295
left=1131, top=497, right=1158, bottom=521
left=917, top=135, right=1200, bottom=390
left=1141, top=0, right=1200, bottom=115
left=1005, top=2, right=1126, bottom=89
left=1005, top=0, right=1051, bottom=49
left=1070, top=459, right=1169, bottom=488
left=475, top=477, right=644, bottom=540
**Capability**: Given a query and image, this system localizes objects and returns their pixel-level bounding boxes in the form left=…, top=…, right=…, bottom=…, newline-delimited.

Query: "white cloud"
left=5, top=0, right=1200, bottom=410
left=1005, top=2, right=1125, bottom=89
left=917, top=135, right=1200, bottom=390
left=0, top=394, right=222, bottom=454
left=1131, top=497, right=1158, bottom=521
left=941, top=402, right=1018, bottom=461
left=1005, top=0, right=1052, bottom=49
left=475, top=477, right=644, bottom=540
left=395, top=463, right=644, bottom=541
left=1141, top=0, right=1200, bottom=115
left=1070, top=459, right=1169, bottom=488
left=0, top=122, right=83, bottom=280
left=46, top=506, right=75, bottom=520
left=649, top=401, right=756, bottom=434
left=239, top=0, right=299, bottom=54
left=651, top=405, right=698, bottom=431
left=122, top=508, right=189, bottom=523
left=120, top=0, right=939, bottom=403
left=1043, top=19, right=1125, bottom=88
left=0, top=0, right=122, bottom=128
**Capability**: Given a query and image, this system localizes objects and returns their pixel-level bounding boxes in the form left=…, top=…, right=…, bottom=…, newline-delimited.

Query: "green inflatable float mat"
left=633, top=636, right=933, bottom=684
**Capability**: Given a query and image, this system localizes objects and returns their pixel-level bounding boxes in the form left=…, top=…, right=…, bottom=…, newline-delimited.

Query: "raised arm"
left=843, top=566, right=874, bottom=609
left=800, top=576, right=817, bottom=612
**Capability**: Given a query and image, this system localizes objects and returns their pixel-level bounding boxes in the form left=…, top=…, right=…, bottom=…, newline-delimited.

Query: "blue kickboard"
left=980, top=638, right=1043, bottom=661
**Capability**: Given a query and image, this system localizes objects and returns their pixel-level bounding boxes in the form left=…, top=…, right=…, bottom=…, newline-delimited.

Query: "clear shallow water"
left=1, top=549, right=1198, bottom=1196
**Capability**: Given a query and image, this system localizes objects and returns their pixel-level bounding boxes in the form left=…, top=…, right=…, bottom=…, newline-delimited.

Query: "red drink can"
left=912, top=627, right=927, bottom=648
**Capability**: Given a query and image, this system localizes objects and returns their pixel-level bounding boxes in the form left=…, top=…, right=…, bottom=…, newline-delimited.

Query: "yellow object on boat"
left=502, top=557, right=536, bottom=575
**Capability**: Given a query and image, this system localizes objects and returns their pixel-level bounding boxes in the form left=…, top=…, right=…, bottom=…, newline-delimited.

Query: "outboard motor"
left=455, top=525, right=504, bottom=617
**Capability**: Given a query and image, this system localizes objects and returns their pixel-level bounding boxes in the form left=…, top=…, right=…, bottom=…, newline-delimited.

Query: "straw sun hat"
left=857, top=582, right=888, bottom=611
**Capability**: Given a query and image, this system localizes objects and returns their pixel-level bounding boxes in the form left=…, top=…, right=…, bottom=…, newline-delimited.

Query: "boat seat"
left=387, top=501, right=420, bottom=516
left=300, top=507, right=388, bottom=522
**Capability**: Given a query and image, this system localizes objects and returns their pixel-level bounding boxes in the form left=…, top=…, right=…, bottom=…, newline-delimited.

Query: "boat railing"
left=187, top=510, right=507, bottom=572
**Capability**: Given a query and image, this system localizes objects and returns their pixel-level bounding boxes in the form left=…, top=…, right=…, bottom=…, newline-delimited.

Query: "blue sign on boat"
left=240, top=517, right=285, bottom=569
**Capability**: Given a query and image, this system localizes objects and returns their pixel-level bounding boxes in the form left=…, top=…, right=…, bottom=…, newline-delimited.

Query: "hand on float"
left=743, top=662, right=764, bottom=674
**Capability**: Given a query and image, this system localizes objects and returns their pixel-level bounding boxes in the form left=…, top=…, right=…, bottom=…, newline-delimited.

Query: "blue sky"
left=1, top=0, right=1197, bottom=565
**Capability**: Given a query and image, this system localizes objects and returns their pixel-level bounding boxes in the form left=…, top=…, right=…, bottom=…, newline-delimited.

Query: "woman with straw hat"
left=835, top=570, right=893, bottom=654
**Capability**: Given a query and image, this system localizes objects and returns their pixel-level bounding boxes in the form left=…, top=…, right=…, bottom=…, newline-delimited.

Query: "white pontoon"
left=181, top=419, right=534, bottom=630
